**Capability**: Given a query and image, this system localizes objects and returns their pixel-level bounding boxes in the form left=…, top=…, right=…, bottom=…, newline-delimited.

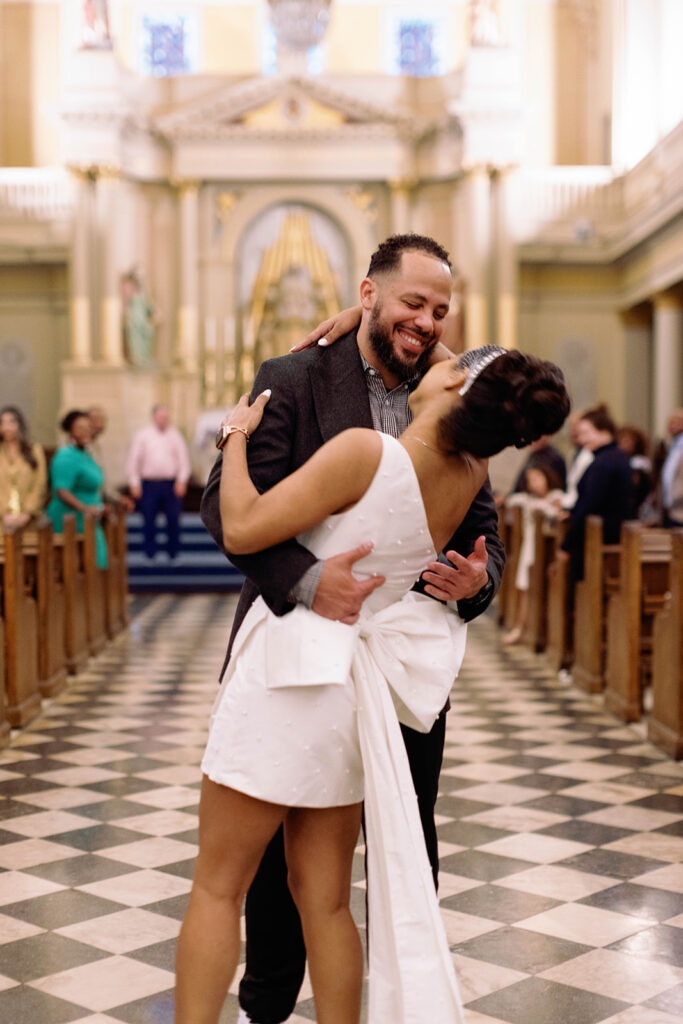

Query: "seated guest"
left=616, top=424, right=653, bottom=519
left=46, top=410, right=107, bottom=568
left=511, top=434, right=567, bottom=493
left=661, top=408, right=683, bottom=528
left=560, top=403, right=632, bottom=581
left=562, top=410, right=594, bottom=509
left=503, top=464, right=565, bottom=644
left=0, top=405, right=47, bottom=528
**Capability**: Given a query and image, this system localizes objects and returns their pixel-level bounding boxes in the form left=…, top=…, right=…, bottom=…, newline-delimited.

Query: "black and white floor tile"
left=0, top=595, right=681, bottom=1023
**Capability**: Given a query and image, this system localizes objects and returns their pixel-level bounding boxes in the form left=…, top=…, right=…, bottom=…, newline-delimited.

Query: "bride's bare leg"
left=285, top=803, right=363, bottom=1024
left=175, top=776, right=286, bottom=1024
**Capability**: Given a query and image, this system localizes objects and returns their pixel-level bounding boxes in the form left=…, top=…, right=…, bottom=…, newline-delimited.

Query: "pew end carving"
left=0, top=528, right=41, bottom=726
left=648, top=530, right=683, bottom=759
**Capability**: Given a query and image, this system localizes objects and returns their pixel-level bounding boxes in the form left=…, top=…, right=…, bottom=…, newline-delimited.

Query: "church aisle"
left=0, top=597, right=681, bottom=1024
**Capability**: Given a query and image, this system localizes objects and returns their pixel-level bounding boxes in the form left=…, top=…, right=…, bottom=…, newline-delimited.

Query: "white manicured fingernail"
left=318, top=338, right=329, bottom=346
left=262, top=389, right=271, bottom=397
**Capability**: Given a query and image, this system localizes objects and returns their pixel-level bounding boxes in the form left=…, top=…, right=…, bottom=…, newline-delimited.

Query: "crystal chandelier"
left=268, top=0, right=332, bottom=52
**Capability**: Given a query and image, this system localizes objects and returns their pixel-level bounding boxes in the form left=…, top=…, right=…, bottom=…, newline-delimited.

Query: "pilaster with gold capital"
left=67, top=168, right=96, bottom=366
left=452, top=168, right=492, bottom=349
left=95, top=167, right=125, bottom=367
left=176, top=181, right=200, bottom=373
left=653, top=288, right=683, bottom=436
left=491, top=168, right=517, bottom=350
left=389, top=178, right=416, bottom=235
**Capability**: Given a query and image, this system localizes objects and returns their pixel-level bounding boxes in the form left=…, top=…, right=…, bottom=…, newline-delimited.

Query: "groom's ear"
left=360, top=277, right=376, bottom=310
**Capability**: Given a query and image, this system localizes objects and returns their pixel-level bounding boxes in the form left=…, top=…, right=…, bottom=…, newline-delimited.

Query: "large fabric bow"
left=256, top=591, right=466, bottom=734
left=357, top=591, right=467, bottom=732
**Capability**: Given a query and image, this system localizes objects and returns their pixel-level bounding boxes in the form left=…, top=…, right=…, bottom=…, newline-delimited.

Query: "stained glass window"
left=141, top=14, right=195, bottom=77
left=397, top=20, right=439, bottom=78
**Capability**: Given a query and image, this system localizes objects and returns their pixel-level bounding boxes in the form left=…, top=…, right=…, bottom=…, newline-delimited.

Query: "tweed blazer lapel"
left=309, top=331, right=374, bottom=442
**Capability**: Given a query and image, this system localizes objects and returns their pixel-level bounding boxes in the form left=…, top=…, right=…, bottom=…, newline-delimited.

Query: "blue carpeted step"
left=126, top=512, right=244, bottom=593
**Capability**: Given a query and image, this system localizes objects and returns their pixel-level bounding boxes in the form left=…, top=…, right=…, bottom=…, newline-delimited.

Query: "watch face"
left=215, top=427, right=225, bottom=449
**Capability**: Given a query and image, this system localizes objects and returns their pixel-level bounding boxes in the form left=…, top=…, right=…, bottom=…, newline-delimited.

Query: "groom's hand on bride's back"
left=420, top=535, right=489, bottom=603
left=312, top=543, right=385, bottom=625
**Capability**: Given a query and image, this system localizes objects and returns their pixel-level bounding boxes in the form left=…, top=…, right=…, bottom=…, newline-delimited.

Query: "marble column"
left=453, top=168, right=491, bottom=349
left=177, top=182, right=200, bottom=373
left=389, top=179, right=414, bottom=235
left=68, top=171, right=94, bottom=365
left=653, top=290, right=683, bottom=438
left=620, top=306, right=652, bottom=432
left=96, top=169, right=124, bottom=366
left=492, top=169, right=517, bottom=350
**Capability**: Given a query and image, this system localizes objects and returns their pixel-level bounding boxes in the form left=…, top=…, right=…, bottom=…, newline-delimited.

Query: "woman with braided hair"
left=176, top=347, right=570, bottom=1024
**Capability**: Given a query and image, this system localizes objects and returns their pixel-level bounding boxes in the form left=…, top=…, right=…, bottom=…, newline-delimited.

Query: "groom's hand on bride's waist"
left=420, top=535, right=489, bottom=603
left=311, top=544, right=385, bottom=625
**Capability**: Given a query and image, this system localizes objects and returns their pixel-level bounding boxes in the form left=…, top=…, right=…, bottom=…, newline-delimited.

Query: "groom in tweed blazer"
left=201, top=234, right=505, bottom=1024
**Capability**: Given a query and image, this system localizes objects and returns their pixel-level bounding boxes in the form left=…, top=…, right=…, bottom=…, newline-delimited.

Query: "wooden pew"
left=648, top=530, right=683, bottom=759
left=21, top=519, right=67, bottom=699
left=496, top=505, right=509, bottom=626
left=82, top=515, right=107, bottom=657
left=501, top=504, right=523, bottom=632
left=0, top=528, right=41, bottom=725
left=524, top=509, right=559, bottom=652
left=545, top=519, right=572, bottom=671
left=0, top=591, right=11, bottom=749
left=103, top=508, right=129, bottom=639
left=53, top=515, right=89, bottom=675
left=571, top=517, right=621, bottom=694
left=604, top=523, right=672, bottom=722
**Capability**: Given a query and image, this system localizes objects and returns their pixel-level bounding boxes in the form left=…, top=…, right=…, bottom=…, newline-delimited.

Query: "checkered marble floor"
left=0, top=595, right=682, bottom=1024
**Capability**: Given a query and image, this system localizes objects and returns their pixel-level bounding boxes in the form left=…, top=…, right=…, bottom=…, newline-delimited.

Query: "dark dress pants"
left=239, top=709, right=447, bottom=1023
left=140, top=478, right=182, bottom=558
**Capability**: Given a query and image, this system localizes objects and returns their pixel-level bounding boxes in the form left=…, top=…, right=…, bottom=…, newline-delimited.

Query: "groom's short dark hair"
left=367, top=234, right=452, bottom=278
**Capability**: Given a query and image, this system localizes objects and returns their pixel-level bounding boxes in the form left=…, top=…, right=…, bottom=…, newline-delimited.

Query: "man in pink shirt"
left=127, top=404, right=191, bottom=561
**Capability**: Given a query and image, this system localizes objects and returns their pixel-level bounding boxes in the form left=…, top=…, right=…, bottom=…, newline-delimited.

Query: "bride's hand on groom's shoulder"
left=290, top=306, right=363, bottom=352
left=222, top=389, right=272, bottom=439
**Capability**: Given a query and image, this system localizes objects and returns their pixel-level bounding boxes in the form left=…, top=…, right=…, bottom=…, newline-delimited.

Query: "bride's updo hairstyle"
left=440, top=350, right=570, bottom=459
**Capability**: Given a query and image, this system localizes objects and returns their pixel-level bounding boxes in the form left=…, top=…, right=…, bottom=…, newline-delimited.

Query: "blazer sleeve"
left=200, top=360, right=318, bottom=616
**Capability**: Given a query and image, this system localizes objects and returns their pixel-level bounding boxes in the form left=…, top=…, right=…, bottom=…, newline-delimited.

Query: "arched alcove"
left=233, top=200, right=353, bottom=392
left=202, top=184, right=376, bottom=403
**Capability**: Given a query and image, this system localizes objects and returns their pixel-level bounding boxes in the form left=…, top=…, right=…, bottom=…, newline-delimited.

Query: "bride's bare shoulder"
left=329, top=427, right=383, bottom=458
left=317, top=427, right=383, bottom=480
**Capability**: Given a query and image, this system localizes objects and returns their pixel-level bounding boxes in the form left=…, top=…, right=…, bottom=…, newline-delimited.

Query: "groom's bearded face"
left=368, top=299, right=435, bottom=382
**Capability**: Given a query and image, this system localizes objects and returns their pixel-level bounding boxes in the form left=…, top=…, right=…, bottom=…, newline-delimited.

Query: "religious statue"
left=82, top=0, right=112, bottom=49
left=470, top=0, right=503, bottom=47
left=248, top=211, right=340, bottom=366
left=121, top=269, right=156, bottom=369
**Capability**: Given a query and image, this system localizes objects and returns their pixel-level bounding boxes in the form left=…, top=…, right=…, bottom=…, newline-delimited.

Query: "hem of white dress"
left=201, top=763, right=363, bottom=809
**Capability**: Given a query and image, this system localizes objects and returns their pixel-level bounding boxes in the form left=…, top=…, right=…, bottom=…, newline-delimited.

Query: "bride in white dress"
left=175, top=349, right=570, bottom=1024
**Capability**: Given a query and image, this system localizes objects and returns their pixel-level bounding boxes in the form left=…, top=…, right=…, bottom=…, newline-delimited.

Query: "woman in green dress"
left=46, top=409, right=108, bottom=568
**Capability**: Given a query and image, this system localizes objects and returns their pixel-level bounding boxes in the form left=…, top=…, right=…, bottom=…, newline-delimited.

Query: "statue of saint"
left=122, top=270, right=156, bottom=369
left=82, top=0, right=112, bottom=49
left=470, top=0, right=503, bottom=47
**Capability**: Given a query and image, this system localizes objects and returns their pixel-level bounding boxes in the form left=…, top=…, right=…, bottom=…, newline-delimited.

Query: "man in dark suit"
left=201, top=234, right=505, bottom=1024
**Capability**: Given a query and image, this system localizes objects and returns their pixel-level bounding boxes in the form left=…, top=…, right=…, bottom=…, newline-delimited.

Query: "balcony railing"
left=0, top=168, right=75, bottom=221
left=516, top=118, right=683, bottom=252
